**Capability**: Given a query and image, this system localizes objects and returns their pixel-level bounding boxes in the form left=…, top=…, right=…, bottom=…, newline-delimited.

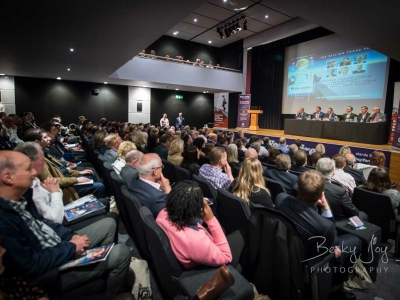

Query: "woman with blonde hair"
left=339, top=146, right=351, bottom=156
left=93, top=130, right=108, bottom=154
left=230, top=158, right=273, bottom=208
left=168, top=139, right=184, bottom=165
left=226, top=144, right=239, bottom=169
left=135, top=131, right=148, bottom=152
left=315, top=143, right=326, bottom=157
left=112, top=141, right=137, bottom=173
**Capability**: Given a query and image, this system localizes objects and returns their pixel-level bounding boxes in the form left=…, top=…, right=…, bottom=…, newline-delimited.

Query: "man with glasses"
left=154, top=133, right=173, bottom=160
left=128, top=153, right=171, bottom=217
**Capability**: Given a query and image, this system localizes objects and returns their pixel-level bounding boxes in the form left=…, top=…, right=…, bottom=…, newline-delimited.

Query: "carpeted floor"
left=118, top=222, right=400, bottom=300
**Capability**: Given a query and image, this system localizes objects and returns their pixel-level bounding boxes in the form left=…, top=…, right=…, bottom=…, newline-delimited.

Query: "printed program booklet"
left=64, top=194, right=105, bottom=222
left=59, top=244, right=114, bottom=271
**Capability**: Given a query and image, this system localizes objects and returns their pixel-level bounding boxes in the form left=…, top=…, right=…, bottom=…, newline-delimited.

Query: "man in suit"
left=291, top=150, right=310, bottom=173
left=311, top=106, right=325, bottom=120
left=120, top=150, right=142, bottom=185
left=265, top=154, right=298, bottom=195
left=128, top=153, right=171, bottom=217
left=275, top=170, right=362, bottom=300
left=357, top=106, right=370, bottom=123
left=367, top=106, right=386, bottom=123
left=154, top=133, right=172, bottom=160
left=207, top=133, right=218, bottom=145
left=342, top=106, right=356, bottom=121
left=294, top=107, right=308, bottom=120
left=316, top=158, right=366, bottom=221
left=322, top=108, right=336, bottom=121
left=352, top=64, right=365, bottom=74
left=175, top=112, right=185, bottom=128
left=103, top=133, right=122, bottom=164
left=343, top=153, right=366, bottom=186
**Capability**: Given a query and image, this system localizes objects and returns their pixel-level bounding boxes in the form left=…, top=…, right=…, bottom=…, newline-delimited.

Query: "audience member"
left=316, top=158, right=366, bottom=220
left=309, top=152, right=322, bottom=168
left=294, top=138, right=303, bottom=149
left=262, top=136, right=270, bottom=150
left=112, top=141, right=137, bottom=174
left=331, top=155, right=356, bottom=196
left=339, top=146, right=351, bottom=156
left=315, top=143, right=326, bottom=157
left=291, top=150, right=309, bottom=173
left=193, top=137, right=206, bottom=156
left=278, top=137, right=289, bottom=154
left=344, top=153, right=366, bottom=185
left=226, top=143, right=240, bottom=169
left=156, top=181, right=232, bottom=269
left=243, top=148, right=268, bottom=176
left=103, top=133, right=122, bottom=163
left=203, top=143, right=215, bottom=157
left=120, top=150, right=142, bottom=185
left=353, top=150, right=384, bottom=179
left=275, top=170, right=362, bottom=300
left=146, top=133, right=159, bottom=153
left=93, top=130, right=108, bottom=154
left=154, top=133, right=173, bottom=160
left=199, top=147, right=233, bottom=190
left=167, top=139, right=184, bottom=166
left=265, top=154, right=298, bottom=195
left=362, top=168, right=400, bottom=216
left=128, top=153, right=171, bottom=217
left=268, top=148, right=281, bottom=165
left=181, top=145, right=201, bottom=177
left=231, top=158, right=273, bottom=208
left=288, top=144, right=298, bottom=164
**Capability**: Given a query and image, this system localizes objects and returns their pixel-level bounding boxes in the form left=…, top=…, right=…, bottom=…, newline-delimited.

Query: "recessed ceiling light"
left=104, top=82, right=108, bottom=84
left=67, top=68, right=70, bottom=71
left=194, top=18, right=197, bottom=22
left=57, top=77, right=61, bottom=80
left=223, top=0, right=227, bottom=2
left=265, top=15, right=269, bottom=18
left=143, top=85, right=147, bottom=88
left=203, top=91, right=206, bottom=93
left=70, top=48, right=74, bottom=52
left=173, top=31, right=179, bottom=35
left=0, top=74, right=4, bottom=76
left=175, top=88, right=179, bottom=90
left=208, top=40, right=212, bottom=44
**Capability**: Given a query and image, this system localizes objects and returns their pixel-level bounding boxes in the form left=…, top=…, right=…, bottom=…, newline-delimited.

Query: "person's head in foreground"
left=297, top=170, right=325, bottom=205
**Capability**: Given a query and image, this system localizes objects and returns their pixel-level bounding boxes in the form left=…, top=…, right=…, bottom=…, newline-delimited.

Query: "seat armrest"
left=178, top=265, right=254, bottom=300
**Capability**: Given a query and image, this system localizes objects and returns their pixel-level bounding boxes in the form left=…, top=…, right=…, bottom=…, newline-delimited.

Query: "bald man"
left=243, top=148, right=268, bottom=177
left=128, top=153, right=171, bottom=217
left=367, top=107, right=386, bottom=123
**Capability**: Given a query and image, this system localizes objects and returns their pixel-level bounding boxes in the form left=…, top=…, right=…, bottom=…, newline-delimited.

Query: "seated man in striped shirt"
left=199, top=147, right=233, bottom=190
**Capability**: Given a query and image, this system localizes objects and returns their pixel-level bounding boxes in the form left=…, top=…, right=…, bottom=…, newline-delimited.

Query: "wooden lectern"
left=247, top=110, right=263, bottom=130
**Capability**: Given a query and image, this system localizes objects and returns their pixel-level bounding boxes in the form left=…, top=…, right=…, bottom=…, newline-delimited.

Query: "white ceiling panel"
left=191, top=35, right=233, bottom=47
left=183, top=13, right=221, bottom=28
left=165, top=29, right=197, bottom=40
left=194, top=3, right=236, bottom=21
left=172, top=22, right=207, bottom=34
left=257, top=0, right=297, bottom=18
left=244, top=5, right=292, bottom=26
left=207, top=0, right=255, bottom=12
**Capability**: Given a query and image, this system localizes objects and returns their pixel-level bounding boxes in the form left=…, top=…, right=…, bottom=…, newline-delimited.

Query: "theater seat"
left=140, top=206, right=254, bottom=299
left=264, top=177, right=287, bottom=202
left=161, top=158, right=177, bottom=184
left=174, top=165, right=191, bottom=181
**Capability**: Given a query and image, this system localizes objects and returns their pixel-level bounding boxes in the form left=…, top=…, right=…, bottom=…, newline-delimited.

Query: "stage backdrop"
left=236, top=94, right=251, bottom=128
left=213, top=93, right=229, bottom=128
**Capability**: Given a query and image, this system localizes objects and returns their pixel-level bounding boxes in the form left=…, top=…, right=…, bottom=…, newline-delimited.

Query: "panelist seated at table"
left=311, top=106, right=325, bottom=120
left=357, top=106, right=370, bottom=123
left=294, top=107, right=308, bottom=120
left=342, top=106, right=357, bottom=121
left=322, top=108, right=336, bottom=121
left=367, top=106, right=386, bottom=123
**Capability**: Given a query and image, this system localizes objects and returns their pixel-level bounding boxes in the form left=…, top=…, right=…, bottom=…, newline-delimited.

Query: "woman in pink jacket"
left=156, top=181, right=232, bottom=269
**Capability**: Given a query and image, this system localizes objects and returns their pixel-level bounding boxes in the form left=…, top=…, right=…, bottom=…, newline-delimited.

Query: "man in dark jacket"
left=0, top=151, right=130, bottom=295
left=154, top=133, right=172, bottom=160
left=344, top=153, right=366, bottom=186
left=265, top=154, right=298, bottom=195
left=291, top=149, right=310, bottom=173
left=120, top=150, right=142, bottom=185
left=276, top=170, right=362, bottom=300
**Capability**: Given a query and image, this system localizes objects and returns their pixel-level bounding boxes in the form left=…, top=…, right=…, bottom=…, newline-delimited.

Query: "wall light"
left=208, top=41, right=212, bottom=44
left=104, top=82, right=108, bottom=84
left=57, top=77, right=61, bottom=80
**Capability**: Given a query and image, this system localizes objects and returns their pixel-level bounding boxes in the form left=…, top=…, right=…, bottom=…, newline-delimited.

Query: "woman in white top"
left=160, top=113, right=169, bottom=128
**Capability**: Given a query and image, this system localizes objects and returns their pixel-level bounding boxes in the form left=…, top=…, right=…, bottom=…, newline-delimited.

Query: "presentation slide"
left=282, top=34, right=390, bottom=115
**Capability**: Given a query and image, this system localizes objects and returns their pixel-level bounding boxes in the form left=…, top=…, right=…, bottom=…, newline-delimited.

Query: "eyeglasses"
left=151, top=165, right=164, bottom=170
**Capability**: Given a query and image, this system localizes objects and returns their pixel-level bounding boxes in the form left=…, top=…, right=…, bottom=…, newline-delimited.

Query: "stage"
left=228, top=128, right=400, bottom=187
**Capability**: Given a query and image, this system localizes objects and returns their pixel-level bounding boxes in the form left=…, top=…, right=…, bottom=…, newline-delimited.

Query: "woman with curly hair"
left=156, top=181, right=232, bottom=269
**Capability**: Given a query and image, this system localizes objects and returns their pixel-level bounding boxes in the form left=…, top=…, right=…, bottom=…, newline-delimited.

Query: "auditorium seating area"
left=1, top=114, right=399, bottom=300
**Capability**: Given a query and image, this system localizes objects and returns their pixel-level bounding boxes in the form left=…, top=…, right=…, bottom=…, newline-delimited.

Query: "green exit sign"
left=175, top=95, right=183, bottom=99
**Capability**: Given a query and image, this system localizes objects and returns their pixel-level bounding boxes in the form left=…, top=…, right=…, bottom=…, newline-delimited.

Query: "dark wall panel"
left=218, top=40, right=243, bottom=71
left=145, top=35, right=219, bottom=65
left=150, top=89, right=213, bottom=128
left=15, top=77, right=128, bottom=126
left=228, top=93, right=240, bottom=128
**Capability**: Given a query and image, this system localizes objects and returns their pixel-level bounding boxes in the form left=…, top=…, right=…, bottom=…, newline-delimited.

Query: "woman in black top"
left=181, top=144, right=200, bottom=177
left=230, top=158, right=274, bottom=209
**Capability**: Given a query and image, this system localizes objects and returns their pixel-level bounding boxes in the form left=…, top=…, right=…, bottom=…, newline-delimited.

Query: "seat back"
left=262, top=163, right=277, bottom=170
left=352, top=187, right=396, bottom=241
left=102, top=161, right=115, bottom=197
left=140, top=206, right=184, bottom=298
left=289, top=170, right=302, bottom=177
left=217, top=189, right=251, bottom=235
left=264, top=177, right=287, bottom=202
left=121, top=186, right=151, bottom=259
left=192, top=174, right=217, bottom=200
left=110, top=172, right=135, bottom=239
left=174, top=165, right=191, bottom=181
left=161, top=158, right=177, bottom=184
left=199, top=155, right=210, bottom=166
left=232, top=165, right=241, bottom=178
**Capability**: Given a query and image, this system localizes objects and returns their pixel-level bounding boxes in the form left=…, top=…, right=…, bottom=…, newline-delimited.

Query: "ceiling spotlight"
left=217, top=27, right=224, bottom=39
left=242, top=18, right=247, bottom=30
left=223, top=27, right=230, bottom=38
left=67, top=68, right=70, bottom=71
left=104, top=82, right=108, bottom=84
left=234, top=19, right=241, bottom=31
left=70, top=48, right=74, bottom=52
left=208, top=40, right=212, bottom=44
left=265, top=15, right=269, bottom=18
left=194, top=18, right=197, bottom=22
left=175, top=88, right=179, bottom=90
left=173, top=31, right=178, bottom=35
left=57, top=77, right=61, bottom=80
left=230, top=22, right=236, bottom=34
left=223, top=0, right=227, bottom=2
